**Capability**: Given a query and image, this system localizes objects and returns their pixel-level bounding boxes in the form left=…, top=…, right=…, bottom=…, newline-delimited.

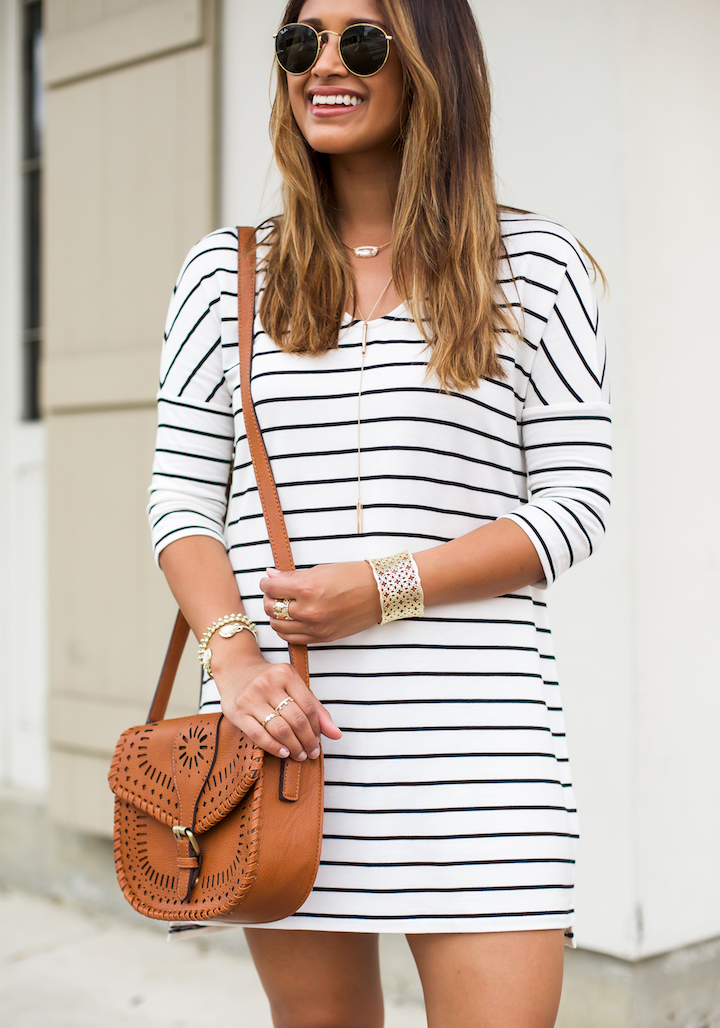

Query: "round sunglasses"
left=274, top=23, right=393, bottom=78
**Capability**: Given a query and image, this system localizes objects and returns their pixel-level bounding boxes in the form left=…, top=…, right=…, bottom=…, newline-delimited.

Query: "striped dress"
left=149, top=212, right=611, bottom=938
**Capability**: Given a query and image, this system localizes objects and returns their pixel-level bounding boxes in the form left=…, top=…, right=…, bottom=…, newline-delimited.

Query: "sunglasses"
left=274, top=22, right=393, bottom=78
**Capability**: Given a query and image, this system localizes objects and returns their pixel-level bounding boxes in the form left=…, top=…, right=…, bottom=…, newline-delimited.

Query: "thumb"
left=318, top=704, right=342, bottom=740
left=265, top=567, right=283, bottom=578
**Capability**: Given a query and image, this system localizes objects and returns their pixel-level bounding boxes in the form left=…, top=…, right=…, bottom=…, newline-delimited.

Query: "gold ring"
left=261, top=710, right=279, bottom=727
left=274, top=697, right=294, bottom=715
left=273, top=598, right=293, bottom=621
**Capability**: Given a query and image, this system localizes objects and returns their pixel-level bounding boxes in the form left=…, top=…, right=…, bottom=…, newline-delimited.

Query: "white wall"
left=219, top=0, right=281, bottom=227
left=0, top=0, right=49, bottom=793
left=474, top=0, right=638, bottom=960
left=620, top=0, right=720, bottom=958
left=219, top=0, right=720, bottom=961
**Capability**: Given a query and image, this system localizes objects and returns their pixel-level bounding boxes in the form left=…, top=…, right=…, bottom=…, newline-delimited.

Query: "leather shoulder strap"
left=237, top=226, right=310, bottom=687
left=147, top=609, right=189, bottom=723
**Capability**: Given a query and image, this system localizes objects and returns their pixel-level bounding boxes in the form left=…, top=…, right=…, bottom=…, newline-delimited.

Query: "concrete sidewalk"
left=0, top=887, right=427, bottom=1027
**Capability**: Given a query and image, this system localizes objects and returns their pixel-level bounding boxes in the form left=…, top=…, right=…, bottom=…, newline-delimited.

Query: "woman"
left=149, top=0, right=611, bottom=1025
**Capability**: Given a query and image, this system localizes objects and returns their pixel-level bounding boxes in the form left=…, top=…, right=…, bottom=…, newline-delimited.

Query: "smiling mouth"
left=311, top=94, right=364, bottom=107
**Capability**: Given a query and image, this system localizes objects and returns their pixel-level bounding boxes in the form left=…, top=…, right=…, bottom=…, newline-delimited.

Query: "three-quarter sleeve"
left=147, top=234, right=236, bottom=564
left=500, top=249, right=612, bottom=586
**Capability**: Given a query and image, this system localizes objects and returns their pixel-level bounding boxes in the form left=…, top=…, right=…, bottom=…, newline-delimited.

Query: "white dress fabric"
left=149, top=212, right=611, bottom=938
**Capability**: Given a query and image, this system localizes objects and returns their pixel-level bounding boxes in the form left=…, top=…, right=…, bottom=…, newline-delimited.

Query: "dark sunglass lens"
left=275, top=24, right=318, bottom=74
left=340, top=25, right=388, bottom=76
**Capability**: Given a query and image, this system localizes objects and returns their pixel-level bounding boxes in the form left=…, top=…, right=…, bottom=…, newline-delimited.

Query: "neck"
left=329, top=148, right=400, bottom=245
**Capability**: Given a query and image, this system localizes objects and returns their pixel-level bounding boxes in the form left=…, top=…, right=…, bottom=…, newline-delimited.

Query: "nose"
left=313, top=31, right=347, bottom=77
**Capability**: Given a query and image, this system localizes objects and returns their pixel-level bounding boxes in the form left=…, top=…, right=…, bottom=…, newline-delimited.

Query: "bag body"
left=109, top=712, right=323, bottom=923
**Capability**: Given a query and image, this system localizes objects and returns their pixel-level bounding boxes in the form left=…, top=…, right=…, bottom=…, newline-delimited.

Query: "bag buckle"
left=172, top=825, right=200, bottom=856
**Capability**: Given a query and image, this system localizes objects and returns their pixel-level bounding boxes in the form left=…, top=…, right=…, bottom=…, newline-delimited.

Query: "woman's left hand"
left=261, top=562, right=381, bottom=644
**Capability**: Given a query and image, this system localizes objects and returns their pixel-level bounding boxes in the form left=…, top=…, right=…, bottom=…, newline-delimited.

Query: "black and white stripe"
left=150, top=212, right=610, bottom=936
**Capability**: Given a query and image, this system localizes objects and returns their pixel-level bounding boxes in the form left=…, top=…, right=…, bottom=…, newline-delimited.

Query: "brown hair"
left=259, top=0, right=587, bottom=390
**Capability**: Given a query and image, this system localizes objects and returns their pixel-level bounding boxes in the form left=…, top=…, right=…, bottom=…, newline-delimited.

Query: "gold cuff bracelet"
left=366, top=550, right=425, bottom=625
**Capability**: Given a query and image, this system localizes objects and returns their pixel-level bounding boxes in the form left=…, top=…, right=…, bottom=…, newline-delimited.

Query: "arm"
left=149, top=234, right=339, bottom=760
left=259, top=518, right=542, bottom=645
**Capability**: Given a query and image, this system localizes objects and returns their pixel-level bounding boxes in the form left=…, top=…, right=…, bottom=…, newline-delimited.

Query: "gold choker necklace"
left=343, top=240, right=391, bottom=259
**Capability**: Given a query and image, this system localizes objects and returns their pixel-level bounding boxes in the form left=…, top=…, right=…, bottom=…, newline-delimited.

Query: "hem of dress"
left=168, top=919, right=575, bottom=947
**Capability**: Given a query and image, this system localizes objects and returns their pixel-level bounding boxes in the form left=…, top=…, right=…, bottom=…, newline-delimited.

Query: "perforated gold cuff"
left=366, top=550, right=425, bottom=625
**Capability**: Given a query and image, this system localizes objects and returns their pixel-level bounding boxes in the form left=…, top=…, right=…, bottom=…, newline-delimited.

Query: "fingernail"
left=297, top=751, right=307, bottom=761
left=309, top=748, right=320, bottom=760
left=279, top=747, right=290, bottom=758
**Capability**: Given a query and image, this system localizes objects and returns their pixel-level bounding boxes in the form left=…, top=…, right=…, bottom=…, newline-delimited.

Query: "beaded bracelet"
left=197, top=613, right=258, bottom=679
left=366, top=550, right=425, bottom=625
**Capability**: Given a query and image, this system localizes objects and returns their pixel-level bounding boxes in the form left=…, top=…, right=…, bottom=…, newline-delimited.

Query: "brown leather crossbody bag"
left=108, top=228, right=324, bottom=924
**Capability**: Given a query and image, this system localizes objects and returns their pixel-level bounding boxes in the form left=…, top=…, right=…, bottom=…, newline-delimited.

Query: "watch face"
left=218, top=623, right=242, bottom=638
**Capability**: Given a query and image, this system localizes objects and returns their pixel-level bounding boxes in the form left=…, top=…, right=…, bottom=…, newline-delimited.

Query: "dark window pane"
left=21, top=1, right=43, bottom=422
left=22, top=336, right=41, bottom=422
left=24, top=166, right=41, bottom=333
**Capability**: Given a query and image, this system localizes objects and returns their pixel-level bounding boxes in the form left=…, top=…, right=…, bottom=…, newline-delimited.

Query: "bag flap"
left=108, top=713, right=263, bottom=834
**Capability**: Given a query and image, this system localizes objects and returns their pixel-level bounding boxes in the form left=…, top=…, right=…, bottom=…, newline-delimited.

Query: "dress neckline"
left=342, top=301, right=406, bottom=326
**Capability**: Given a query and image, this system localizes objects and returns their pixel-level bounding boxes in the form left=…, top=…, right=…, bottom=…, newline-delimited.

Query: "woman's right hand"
left=214, top=656, right=342, bottom=762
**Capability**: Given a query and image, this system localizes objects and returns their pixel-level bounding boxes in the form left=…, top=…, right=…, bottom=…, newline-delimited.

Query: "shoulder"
left=499, top=209, right=591, bottom=289
left=174, top=227, right=240, bottom=293
left=176, top=221, right=276, bottom=284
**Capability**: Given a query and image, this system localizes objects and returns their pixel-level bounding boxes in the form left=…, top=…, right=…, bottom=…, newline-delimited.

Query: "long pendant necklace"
left=355, top=275, right=394, bottom=534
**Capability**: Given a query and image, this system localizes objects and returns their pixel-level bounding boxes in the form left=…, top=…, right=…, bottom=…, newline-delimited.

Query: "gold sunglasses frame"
left=273, top=23, right=393, bottom=78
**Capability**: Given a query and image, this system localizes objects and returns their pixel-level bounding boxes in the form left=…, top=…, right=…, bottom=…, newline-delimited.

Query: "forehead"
left=296, top=0, right=386, bottom=27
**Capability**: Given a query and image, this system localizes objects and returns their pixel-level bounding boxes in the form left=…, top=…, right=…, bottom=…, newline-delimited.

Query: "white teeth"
left=311, top=94, right=362, bottom=107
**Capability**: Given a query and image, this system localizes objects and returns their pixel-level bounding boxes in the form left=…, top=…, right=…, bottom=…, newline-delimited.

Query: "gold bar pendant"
left=357, top=500, right=363, bottom=535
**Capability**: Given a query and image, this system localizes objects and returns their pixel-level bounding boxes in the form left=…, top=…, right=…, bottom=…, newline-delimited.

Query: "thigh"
left=244, top=928, right=384, bottom=1028
left=407, top=929, right=565, bottom=1028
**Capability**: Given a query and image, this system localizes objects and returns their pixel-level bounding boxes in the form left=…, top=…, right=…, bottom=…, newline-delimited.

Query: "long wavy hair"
left=259, top=0, right=557, bottom=389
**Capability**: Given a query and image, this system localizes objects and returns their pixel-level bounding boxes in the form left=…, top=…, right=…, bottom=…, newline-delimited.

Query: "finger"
left=261, top=701, right=320, bottom=761
left=261, top=670, right=322, bottom=754
left=234, top=713, right=294, bottom=761
left=279, top=686, right=325, bottom=753
left=271, top=628, right=323, bottom=646
left=260, top=572, right=298, bottom=600
left=264, top=594, right=299, bottom=621
left=266, top=663, right=322, bottom=740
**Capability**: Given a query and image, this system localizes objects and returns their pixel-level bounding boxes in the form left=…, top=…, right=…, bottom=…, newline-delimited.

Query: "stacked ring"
left=260, top=696, right=295, bottom=728
left=273, top=598, right=293, bottom=621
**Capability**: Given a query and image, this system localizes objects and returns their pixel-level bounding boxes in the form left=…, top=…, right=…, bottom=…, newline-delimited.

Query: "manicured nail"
left=279, top=747, right=290, bottom=758
left=309, top=748, right=320, bottom=760
left=297, top=751, right=307, bottom=761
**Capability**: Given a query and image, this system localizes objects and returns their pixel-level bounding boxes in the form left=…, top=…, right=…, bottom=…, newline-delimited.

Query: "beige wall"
left=44, top=0, right=218, bottom=835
